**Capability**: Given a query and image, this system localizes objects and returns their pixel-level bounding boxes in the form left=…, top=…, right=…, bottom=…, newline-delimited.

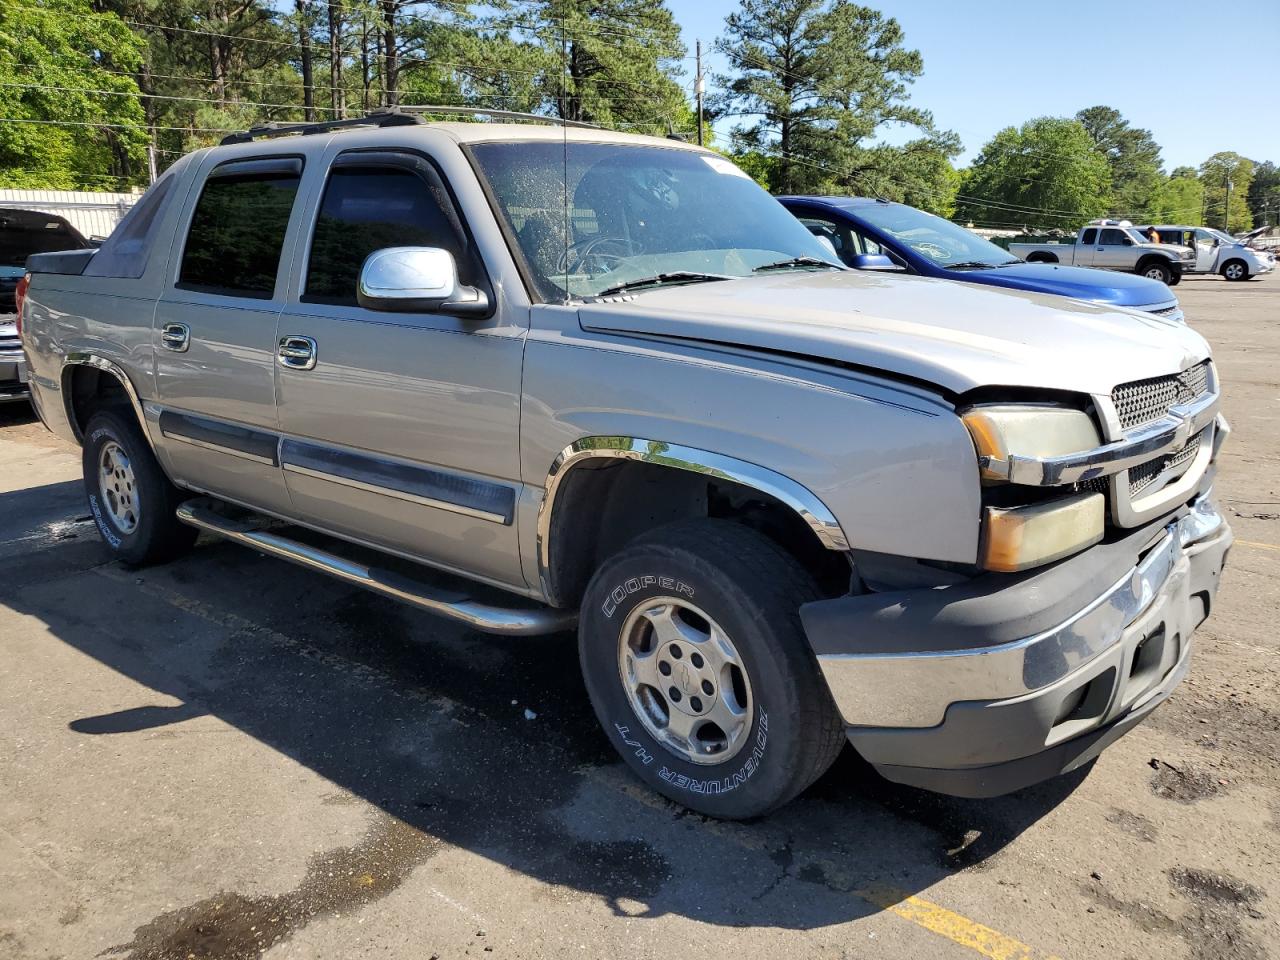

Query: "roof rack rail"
left=219, top=105, right=598, bottom=145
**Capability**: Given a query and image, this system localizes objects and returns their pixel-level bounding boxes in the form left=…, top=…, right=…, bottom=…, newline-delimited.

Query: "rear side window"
left=1081, top=228, right=1097, bottom=244
left=303, top=166, right=474, bottom=304
left=179, top=169, right=301, bottom=298
left=84, top=174, right=176, bottom=278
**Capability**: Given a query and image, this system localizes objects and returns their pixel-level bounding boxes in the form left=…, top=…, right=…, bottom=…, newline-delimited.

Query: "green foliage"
left=520, top=0, right=688, bottom=134
left=1151, top=167, right=1204, bottom=225
left=956, top=117, right=1112, bottom=229
left=1246, top=160, right=1279, bottom=227
left=1076, top=105, right=1163, bottom=218
left=1199, top=152, right=1253, bottom=232
left=0, top=0, right=149, bottom=188
left=713, top=0, right=957, bottom=203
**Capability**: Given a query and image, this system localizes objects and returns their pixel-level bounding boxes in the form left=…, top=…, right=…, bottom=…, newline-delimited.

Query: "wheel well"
left=63, top=364, right=134, bottom=441
left=1136, top=255, right=1170, bottom=273
left=1221, top=258, right=1247, bottom=272
left=543, top=459, right=851, bottom=608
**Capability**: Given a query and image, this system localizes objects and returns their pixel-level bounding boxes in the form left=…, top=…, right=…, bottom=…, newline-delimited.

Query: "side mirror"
left=850, top=253, right=904, bottom=272
left=356, top=247, right=490, bottom=317
left=1122, top=238, right=1133, bottom=246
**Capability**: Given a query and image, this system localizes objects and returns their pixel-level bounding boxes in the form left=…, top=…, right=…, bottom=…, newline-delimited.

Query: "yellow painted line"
left=1235, top=538, right=1280, bottom=553
left=103, top=568, right=1062, bottom=960
left=858, top=885, right=1060, bottom=960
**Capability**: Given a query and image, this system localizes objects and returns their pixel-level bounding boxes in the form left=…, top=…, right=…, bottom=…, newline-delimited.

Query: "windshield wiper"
left=752, top=256, right=843, bottom=273
left=946, top=260, right=1001, bottom=270
left=593, top=271, right=735, bottom=298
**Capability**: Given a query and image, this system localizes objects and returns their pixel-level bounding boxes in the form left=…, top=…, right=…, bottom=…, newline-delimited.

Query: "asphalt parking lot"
left=1, top=273, right=1277, bottom=960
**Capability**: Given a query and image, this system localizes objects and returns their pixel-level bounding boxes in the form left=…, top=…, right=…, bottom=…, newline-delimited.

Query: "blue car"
left=777, top=196, right=1184, bottom=322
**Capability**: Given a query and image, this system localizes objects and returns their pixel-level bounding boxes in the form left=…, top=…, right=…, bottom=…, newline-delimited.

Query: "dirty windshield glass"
left=469, top=142, right=838, bottom=301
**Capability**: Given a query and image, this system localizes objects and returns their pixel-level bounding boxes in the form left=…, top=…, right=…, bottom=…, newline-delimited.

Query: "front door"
left=152, top=156, right=306, bottom=515
left=274, top=150, right=526, bottom=590
left=1194, top=229, right=1220, bottom=272
left=1093, top=227, right=1133, bottom=269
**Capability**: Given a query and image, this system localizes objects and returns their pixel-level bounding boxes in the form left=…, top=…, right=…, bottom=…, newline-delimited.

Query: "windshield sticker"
left=700, top=155, right=752, bottom=179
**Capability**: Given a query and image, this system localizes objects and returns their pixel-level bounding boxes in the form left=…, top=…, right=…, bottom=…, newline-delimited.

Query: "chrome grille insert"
left=1128, top=428, right=1204, bottom=497
left=1112, top=361, right=1211, bottom=430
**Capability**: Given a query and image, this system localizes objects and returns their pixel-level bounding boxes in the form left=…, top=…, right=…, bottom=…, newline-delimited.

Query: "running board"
left=176, top=499, right=577, bottom=636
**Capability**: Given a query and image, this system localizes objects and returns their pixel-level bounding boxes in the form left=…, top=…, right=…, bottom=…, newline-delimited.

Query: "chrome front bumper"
left=800, top=494, right=1231, bottom=796
left=0, top=353, right=28, bottom=401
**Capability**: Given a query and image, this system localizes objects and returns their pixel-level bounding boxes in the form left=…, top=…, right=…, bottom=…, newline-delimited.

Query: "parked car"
left=0, top=208, right=90, bottom=402
left=1008, top=220, right=1195, bottom=285
left=19, top=112, right=1232, bottom=818
left=779, top=197, right=1184, bottom=320
left=1136, top=224, right=1274, bottom=281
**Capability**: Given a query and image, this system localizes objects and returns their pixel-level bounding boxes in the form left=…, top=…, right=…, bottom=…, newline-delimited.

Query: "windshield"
left=1207, top=229, right=1237, bottom=246
left=469, top=142, right=838, bottom=300
left=849, top=203, right=1019, bottom=268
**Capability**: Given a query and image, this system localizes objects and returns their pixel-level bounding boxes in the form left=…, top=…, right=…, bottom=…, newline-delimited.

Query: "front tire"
left=1221, top=259, right=1249, bottom=281
left=1139, top=260, right=1173, bottom=285
left=82, top=409, right=197, bottom=566
left=578, top=519, right=845, bottom=819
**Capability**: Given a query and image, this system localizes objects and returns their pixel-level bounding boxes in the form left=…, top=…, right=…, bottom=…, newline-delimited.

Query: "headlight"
left=961, top=405, right=1101, bottom=482
left=981, top=493, right=1105, bottom=572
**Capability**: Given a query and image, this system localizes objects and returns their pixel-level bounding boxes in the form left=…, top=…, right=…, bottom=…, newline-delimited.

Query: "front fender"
left=519, top=330, right=981, bottom=592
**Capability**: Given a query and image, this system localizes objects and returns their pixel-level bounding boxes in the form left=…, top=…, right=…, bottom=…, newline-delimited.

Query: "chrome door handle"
left=278, top=335, right=317, bottom=370
left=160, top=322, right=190, bottom=352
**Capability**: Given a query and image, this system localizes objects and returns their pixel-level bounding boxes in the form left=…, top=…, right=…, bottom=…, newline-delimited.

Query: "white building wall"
left=0, top=189, right=142, bottom=239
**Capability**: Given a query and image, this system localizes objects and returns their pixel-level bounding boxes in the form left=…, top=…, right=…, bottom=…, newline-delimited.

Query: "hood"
left=958, top=262, right=1173, bottom=307
left=577, top=271, right=1210, bottom=397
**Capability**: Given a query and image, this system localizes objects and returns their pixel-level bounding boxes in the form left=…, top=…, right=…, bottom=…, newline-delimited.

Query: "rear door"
left=1077, top=228, right=1098, bottom=266
left=273, top=148, right=526, bottom=589
left=151, top=156, right=305, bottom=515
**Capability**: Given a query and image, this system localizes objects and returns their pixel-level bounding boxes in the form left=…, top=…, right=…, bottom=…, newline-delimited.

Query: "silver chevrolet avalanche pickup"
left=18, top=113, right=1232, bottom=819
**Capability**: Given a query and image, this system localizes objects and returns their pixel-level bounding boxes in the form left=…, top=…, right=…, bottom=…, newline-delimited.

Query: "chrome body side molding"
left=177, top=499, right=574, bottom=635
left=537, top=436, right=851, bottom=597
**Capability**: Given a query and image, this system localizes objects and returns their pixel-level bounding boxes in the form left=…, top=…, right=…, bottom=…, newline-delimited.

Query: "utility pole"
left=146, top=141, right=157, bottom=185
left=695, top=40, right=704, bottom=146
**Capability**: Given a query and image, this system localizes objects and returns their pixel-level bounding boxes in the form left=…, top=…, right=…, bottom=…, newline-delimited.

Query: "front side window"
left=304, top=166, right=473, bottom=304
left=179, top=170, right=300, bottom=298
left=469, top=142, right=837, bottom=301
left=1098, top=228, right=1127, bottom=245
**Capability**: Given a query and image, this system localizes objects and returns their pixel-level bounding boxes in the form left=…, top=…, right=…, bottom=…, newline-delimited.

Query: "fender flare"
left=60, top=352, right=154, bottom=450
left=536, top=436, right=851, bottom=599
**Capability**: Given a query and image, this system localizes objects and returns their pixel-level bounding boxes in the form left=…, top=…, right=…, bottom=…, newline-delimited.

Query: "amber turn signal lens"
left=981, top=493, right=1105, bottom=572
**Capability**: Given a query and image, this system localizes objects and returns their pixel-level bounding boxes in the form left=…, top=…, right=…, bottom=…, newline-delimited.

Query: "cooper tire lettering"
left=601, top=574, right=695, bottom=618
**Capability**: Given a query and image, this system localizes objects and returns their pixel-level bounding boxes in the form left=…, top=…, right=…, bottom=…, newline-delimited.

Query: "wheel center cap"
left=676, top=662, right=696, bottom=697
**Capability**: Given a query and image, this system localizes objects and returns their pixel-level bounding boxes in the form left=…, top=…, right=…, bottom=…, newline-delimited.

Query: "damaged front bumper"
left=801, top=494, right=1231, bottom=798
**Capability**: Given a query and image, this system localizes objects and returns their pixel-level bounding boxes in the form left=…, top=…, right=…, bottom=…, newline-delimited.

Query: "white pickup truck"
left=1009, top=220, right=1196, bottom=286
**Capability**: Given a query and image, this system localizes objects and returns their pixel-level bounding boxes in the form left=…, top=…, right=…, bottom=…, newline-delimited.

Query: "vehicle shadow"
left=0, top=492, right=1089, bottom=947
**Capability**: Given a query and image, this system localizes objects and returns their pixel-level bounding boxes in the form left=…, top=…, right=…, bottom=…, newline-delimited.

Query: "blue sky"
left=669, top=0, right=1280, bottom=171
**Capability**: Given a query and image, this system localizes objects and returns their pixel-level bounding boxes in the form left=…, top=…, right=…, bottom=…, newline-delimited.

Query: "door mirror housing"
left=850, top=253, right=904, bottom=272
left=357, top=247, right=490, bottom=317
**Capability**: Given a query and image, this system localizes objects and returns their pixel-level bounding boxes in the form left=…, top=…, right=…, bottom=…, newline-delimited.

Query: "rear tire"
left=1139, top=260, right=1172, bottom=285
left=82, top=409, right=197, bottom=566
left=578, top=518, right=845, bottom=819
left=1221, top=259, right=1249, bottom=281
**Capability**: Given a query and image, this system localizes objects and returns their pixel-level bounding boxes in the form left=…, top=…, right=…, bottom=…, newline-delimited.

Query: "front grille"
left=0, top=333, right=20, bottom=356
left=1146, top=305, right=1179, bottom=317
left=1111, top=360, right=1211, bottom=430
left=1129, top=429, right=1204, bottom=497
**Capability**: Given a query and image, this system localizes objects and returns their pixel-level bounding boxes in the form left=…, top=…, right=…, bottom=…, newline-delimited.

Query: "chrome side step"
left=176, top=499, right=577, bottom=636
